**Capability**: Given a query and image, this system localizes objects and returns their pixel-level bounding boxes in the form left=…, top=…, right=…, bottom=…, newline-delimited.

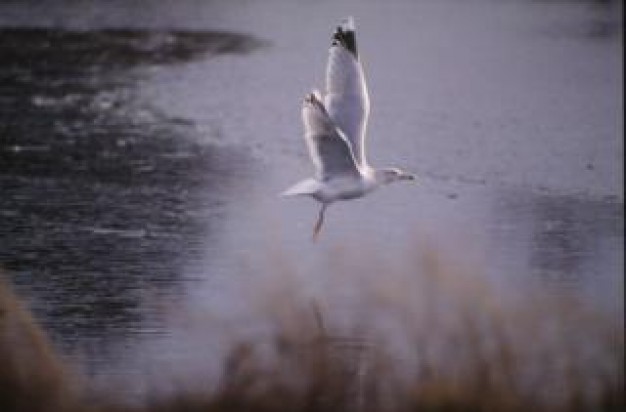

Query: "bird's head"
left=376, top=167, right=416, bottom=185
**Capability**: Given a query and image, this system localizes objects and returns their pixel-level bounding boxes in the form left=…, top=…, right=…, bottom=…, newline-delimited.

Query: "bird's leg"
left=312, top=204, right=327, bottom=242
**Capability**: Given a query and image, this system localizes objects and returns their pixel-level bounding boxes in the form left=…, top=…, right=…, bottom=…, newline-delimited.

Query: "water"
left=0, top=0, right=622, bottom=398
left=0, top=27, right=265, bottom=364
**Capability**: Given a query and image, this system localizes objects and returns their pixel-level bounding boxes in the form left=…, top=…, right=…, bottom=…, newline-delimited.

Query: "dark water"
left=0, top=28, right=264, bottom=357
left=0, top=0, right=622, bottom=397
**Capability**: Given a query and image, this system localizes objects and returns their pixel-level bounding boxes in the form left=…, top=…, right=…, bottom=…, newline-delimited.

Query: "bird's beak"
left=400, top=173, right=416, bottom=181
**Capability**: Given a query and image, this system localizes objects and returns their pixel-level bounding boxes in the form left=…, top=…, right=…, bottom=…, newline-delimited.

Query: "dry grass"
left=0, top=242, right=623, bottom=412
left=0, top=277, right=80, bottom=412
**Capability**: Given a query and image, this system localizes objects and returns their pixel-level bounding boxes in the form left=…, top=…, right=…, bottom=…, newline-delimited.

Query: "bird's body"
left=283, top=168, right=378, bottom=203
left=282, top=17, right=415, bottom=239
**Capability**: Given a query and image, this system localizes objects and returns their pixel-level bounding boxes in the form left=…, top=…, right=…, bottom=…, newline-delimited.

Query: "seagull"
left=282, top=17, right=415, bottom=240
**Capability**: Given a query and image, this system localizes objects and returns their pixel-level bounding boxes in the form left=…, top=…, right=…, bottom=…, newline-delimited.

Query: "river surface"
left=0, top=0, right=622, bottom=398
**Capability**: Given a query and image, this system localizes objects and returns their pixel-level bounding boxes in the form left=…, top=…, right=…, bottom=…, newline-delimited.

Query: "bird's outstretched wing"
left=324, top=16, right=370, bottom=167
left=302, top=92, right=359, bottom=182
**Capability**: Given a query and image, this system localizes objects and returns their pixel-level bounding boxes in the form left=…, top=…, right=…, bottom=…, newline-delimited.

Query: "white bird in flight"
left=282, top=17, right=415, bottom=240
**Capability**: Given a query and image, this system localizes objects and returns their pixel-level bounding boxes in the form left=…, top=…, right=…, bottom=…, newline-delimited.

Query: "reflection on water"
left=492, top=189, right=622, bottom=301
left=527, top=194, right=621, bottom=283
left=0, top=28, right=264, bottom=356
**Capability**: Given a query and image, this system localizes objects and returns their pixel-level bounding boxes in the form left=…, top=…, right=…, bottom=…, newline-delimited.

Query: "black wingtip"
left=331, top=17, right=358, bottom=58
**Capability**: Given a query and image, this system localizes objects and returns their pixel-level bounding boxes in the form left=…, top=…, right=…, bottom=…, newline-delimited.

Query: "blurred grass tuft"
left=1, top=243, right=623, bottom=412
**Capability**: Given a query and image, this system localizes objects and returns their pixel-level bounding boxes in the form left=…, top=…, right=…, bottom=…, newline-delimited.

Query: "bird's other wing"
left=324, top=16, right=370, bottom=167
left=302, top=92, right=360, bottom=182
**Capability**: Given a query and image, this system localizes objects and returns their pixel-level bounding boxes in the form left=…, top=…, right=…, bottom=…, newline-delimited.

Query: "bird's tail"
left=281, top=178, right=320, bottom=197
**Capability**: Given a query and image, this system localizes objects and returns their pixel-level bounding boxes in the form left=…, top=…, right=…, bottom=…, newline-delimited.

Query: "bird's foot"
left=311, top=205, right=326, bottom=242
left=312, top=226, right=321, bottom=242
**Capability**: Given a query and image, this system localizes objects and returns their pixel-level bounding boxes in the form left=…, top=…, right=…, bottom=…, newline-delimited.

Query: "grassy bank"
left=1, top=245, right=623, bottom=411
